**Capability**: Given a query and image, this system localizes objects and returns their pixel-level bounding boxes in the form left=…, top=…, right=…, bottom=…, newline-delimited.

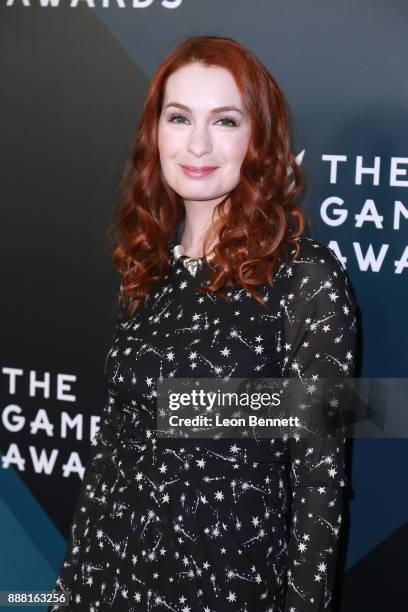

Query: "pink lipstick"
left=180, top=165, right=218, bottom=178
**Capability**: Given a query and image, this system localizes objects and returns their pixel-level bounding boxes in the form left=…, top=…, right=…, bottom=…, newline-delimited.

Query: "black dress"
left=49, top=234, right=357, bottom=612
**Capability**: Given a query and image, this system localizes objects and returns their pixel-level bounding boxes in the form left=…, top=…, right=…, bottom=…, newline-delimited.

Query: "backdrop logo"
left=297, top=152, right=407, bottom=275
left=6, top=0, right=183, bottom=8
left=1, top=366, right=101, bottom=479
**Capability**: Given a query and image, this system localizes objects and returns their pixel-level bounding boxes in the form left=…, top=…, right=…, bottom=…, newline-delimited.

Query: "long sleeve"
left=279, top=239, right=358, bottom=611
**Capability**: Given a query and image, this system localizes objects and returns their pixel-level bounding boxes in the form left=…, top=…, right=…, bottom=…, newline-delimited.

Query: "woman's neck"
left=179, top=199, right=225, bottom=258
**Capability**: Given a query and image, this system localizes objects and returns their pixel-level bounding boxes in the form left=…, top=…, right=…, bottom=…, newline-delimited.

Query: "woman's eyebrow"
left=164, top=102, right=243, bottom=115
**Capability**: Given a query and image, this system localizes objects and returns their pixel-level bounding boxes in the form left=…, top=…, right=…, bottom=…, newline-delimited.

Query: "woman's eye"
left=167, top=115, right=238, bottom=128
left=216, top=117, right=238, bottom=128
left=168, top=114, right=188, bottom=124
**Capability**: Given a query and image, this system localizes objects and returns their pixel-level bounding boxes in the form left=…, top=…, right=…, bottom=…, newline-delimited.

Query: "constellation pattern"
left=50, top=235, right=357, bottom=611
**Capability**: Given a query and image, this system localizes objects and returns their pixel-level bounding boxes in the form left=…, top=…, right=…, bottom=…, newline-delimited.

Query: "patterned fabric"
left=49, top=235, right=357, bottom=611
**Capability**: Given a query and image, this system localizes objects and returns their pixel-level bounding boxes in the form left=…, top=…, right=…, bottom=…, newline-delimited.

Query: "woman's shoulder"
left=273, top=234, right=353, bottom=293
left=284, top=234, right=341, bottom=264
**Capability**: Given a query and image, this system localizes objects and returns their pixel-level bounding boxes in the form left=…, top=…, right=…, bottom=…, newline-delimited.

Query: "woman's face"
left=158, top=63, right=251, bottom=207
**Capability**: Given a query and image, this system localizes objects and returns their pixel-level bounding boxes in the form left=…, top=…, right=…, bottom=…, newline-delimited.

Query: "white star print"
left=55, top=236, right=356, bottom=612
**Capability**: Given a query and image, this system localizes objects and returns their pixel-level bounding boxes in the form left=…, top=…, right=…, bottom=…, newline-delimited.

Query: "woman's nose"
left=186, top=126, right=213, bottom=158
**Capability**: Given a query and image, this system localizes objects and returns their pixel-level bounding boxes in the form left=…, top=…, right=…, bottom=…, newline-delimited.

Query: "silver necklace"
left=173, top=244, right=217, bottom=277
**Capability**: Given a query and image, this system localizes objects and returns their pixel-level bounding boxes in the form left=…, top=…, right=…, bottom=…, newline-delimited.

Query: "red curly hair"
left=107, top=36, right=305, bottom=316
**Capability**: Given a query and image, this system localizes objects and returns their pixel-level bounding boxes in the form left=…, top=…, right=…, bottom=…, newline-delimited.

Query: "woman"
left=50, top=36, right=357, bottom=611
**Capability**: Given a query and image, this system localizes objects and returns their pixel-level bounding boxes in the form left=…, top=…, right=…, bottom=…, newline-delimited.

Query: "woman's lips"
left=180, top=165, right=218, bottom=178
